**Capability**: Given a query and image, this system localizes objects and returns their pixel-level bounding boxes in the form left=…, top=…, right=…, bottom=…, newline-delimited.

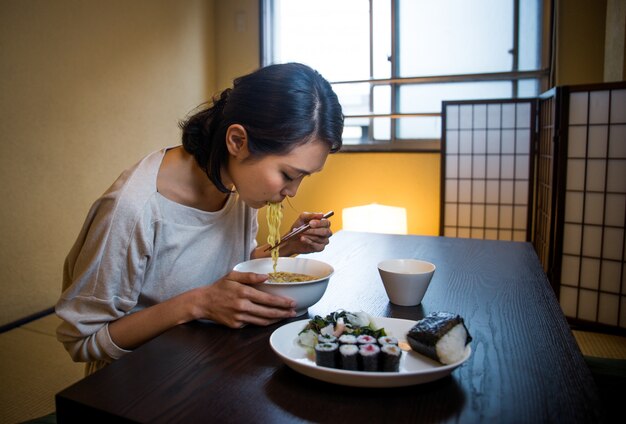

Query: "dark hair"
left=180, top=63, right=344, bottom=193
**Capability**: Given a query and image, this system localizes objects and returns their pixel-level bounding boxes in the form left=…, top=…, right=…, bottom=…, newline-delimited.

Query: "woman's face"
left=223, top=126, right=331, bottom=209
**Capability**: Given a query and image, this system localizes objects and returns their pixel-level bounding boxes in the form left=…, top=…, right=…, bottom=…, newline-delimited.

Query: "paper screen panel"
left=532, top=88, right=567, bottom=286
left=558, top=87, right=626, bottom=330
left=442, top=100, right=535, bottom=241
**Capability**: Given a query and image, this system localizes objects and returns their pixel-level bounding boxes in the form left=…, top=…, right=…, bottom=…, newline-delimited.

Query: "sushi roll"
left=358, top=343, right=380, bottom=371
left=339, top=344, right=359, bottom=370
left=315, top=342, right=339, bottom=368
left=406, top=312, right=472, bottom=365
left=338, top=334, right=357, bottom=345
left=356, top=334, right=377, bottom=345
left=378, top=336, right=399, bottom=346
left=380, top=344, right=402, bottom=372
left=318, top=333, right=337, bottom=344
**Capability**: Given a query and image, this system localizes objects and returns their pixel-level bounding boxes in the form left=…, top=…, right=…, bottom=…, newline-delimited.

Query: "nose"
left=281, top=180, right=302, bottom=198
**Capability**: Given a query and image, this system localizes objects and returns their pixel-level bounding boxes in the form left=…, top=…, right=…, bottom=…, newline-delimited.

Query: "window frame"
left=260, top=0, right=552, bottom=153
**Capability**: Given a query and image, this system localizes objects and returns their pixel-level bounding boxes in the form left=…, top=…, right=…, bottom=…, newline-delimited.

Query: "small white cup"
left=377, top=259, right=436, bottom=306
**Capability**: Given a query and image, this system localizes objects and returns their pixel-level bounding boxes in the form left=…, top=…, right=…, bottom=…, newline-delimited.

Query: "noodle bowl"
left=233, top=257, right=334, bottom=316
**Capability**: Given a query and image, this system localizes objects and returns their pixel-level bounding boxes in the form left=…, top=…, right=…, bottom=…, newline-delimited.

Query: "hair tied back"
left=214, top=88, right=232, bottom=115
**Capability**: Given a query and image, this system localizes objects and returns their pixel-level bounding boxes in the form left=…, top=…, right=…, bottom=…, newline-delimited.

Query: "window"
left=261, top=0, right=550, bottom=151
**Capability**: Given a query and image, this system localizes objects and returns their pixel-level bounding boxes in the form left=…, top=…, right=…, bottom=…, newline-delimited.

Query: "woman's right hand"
left=189, top=271, right=297, bottom=328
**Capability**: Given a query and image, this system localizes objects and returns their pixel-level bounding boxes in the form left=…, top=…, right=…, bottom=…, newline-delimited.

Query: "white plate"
left=269, top=316, right=471, bottom=388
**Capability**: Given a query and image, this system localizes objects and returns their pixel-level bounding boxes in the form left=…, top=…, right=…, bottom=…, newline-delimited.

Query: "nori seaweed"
left=315, top=342, right=338, bottom=368
left=358, top=344, right=380, bottom=371
left=406, top=312, right=472, bottom=362
left=380, top=344, right=401, bottom=372
left=339, top=344, right=359, bottom=370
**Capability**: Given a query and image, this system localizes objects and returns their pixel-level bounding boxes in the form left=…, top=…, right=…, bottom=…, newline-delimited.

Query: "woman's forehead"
left=268, top=140, right=329, bottom=172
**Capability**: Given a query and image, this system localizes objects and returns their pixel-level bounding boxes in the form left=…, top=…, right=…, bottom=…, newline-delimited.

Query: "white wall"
left=214, top=0, right=260, bottom=90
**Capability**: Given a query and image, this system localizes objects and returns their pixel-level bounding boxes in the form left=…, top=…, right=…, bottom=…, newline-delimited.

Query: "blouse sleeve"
left=55, top=182, right=154, bottom=364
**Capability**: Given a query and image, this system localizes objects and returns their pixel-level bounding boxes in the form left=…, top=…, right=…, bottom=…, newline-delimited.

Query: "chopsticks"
left=264, top=211, right=334, bottom=252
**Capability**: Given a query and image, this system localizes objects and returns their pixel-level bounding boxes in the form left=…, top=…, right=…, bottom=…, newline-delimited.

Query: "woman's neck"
left=157, top=146, right=230, bottom=212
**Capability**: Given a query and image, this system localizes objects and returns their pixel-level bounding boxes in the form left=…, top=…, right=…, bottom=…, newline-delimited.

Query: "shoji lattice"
left=556, top=84, right=626, bottom=330
left=533, top=88, right=562, bottom=288
left=441, top=100, right=536, bottom=241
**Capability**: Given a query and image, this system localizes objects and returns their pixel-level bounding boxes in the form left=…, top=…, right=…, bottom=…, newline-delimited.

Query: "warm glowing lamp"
left=342, top=203, right=408, bottom=235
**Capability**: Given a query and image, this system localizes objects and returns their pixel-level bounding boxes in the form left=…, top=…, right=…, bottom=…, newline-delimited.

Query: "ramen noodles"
left=266, top=202, right=283, bottom=273
left=268, top=271, right=317, bottom=283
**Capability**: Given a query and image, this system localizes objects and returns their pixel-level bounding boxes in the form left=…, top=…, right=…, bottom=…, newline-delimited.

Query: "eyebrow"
left=286, top=165, right=320, bottom=176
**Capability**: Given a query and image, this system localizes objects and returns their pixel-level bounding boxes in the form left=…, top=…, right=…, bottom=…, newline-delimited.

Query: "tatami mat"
left=0, top=314, right=84, bottom=424
left=572, top=330, right=626, bottom=359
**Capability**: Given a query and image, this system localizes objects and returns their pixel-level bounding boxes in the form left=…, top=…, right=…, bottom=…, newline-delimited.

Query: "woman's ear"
left=225, top=124, right=248, bottom=157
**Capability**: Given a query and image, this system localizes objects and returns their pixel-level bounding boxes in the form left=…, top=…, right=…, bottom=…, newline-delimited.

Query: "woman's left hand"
left=280, top=211, right=332, bottom=255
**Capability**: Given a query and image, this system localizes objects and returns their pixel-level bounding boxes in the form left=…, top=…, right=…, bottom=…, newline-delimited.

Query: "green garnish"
left=299, top=310, right=387, bottom=339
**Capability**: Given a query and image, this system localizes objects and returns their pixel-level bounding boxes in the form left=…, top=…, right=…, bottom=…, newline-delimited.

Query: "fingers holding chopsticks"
left=280, top=211, right=333, bottom=255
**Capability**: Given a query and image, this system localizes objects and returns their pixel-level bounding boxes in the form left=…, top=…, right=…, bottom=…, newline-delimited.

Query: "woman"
left=56, top=63, right=344, bottom=374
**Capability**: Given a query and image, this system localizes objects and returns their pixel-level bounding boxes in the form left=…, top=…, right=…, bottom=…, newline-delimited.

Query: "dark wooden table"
left=56, top=231, right=602, bottom=423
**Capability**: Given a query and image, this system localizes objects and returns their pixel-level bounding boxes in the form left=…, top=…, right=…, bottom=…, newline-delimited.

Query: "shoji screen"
left=441, top=100, right=536, bottom=241
left=533, top=88, right=563, bottom=288
left=557, top=84, right=626, bottom=330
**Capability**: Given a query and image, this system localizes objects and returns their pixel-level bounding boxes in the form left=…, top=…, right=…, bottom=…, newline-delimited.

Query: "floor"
left=0, top=315, right=625, bottom=424
left=0, top=314, right=83, bottom=424
left=573, top=329, right=626, bottom=359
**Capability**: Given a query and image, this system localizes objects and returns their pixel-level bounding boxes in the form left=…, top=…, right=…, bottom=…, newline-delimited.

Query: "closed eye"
left=282, top=172, right=294, bottom=182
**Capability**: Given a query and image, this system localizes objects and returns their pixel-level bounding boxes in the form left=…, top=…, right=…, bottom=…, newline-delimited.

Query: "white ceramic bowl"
left=377, top=259, right=436, bottom=306
left=233, top=257, right=334, bottom=316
